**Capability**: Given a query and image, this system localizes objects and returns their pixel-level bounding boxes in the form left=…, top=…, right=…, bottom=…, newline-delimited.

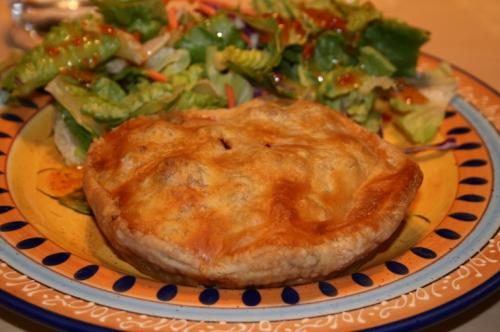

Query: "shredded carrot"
left=147, top=70, right=168, bottom=83
left=240, top=32, right=252, bottom=46
left=167, top=7, right=178, bottom=30
left=225, top=84, right=236, bottom=108
left=162, top=0, right=169, bottom=4
left=131, top=32, right=142, bottom=42
left=198, top=3, right=217, bottom=16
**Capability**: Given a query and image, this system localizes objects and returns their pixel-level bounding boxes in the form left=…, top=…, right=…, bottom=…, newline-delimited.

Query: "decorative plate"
left=0, top=55, right=498, bottom=331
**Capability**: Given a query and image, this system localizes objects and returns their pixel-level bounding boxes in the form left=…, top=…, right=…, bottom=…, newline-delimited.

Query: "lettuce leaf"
left=176, top=14, right=245, bottom=63
left=90, top=76, right=126, bottom=102
left=173, top=91, right=226, bottom=110
left=91, top=0, right=166, bottom=41
left=358, top=46, right=396, bottom=77
left=393, top=63, right=457, bottom=143
left=360, top=19, right=429, bottom=77
left=45, top=76, right=106, bottom=135
left=2, top=22, right=119, bottom=96
left=206, top=47, right=254, bottom=106
left=312, top=31, right=356, bottom=71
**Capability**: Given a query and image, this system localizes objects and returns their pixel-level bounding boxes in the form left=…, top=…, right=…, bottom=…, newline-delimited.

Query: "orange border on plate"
left=0, top=54, right=498, bottom=330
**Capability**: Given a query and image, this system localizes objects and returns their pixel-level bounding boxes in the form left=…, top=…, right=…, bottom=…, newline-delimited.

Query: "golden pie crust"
left=84, top=99, right=423, bottom=288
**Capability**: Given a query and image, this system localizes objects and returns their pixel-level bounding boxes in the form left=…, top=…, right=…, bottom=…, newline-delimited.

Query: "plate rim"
left=0, top=54, right=499, bottom=330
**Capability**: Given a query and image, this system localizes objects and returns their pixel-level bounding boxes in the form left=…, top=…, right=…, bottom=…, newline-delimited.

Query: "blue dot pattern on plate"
left=457, top=194, right=485, bottom=202
left=74, top=265, right=99, bottom=281
left=42, top=252, right=70, bottom=266
left=18, top=98, right=38, bottom=109
left=444, top=110, right=456, bottom=118
left=157, top=284, right=178, bottom=302
left=411, top=247, right=437, bottom=259
left=0, top=188, right=8, bottom=193
left=16, top=237, right=46, bottom=249
left=199, top=287, right=219, bottom=305
left=351, top=273, right=373, bottom=287
left=385, top=261, right=409, bottom=275
left=0, top=221, right=28, bottom=232
left=0, top=132, right=12, bottom=138
left=112, top=276, right=136, bottom=293
left=435, top=228, right=461, bottom=240
left=242, top=288, right=261, bottom=306
left=449, top=212, right=478, bottom=222
left=454, top=143, right=482, bottom=150
left=0, top=113, right=24, bottom=123
left=447, top=127, right=471, bottom=135
left=460, top=177, right=488, bottom=185
left=460, top=159, right=487, bottom=167
left=318, top=281, right=337, bottom=297
left=281, top=287, right=300, bottom=304
left=0, top=206, right=14, bottom=214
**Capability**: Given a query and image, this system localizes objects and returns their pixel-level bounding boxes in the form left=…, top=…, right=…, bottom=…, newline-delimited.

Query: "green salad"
left=0, top=0, right=457, bottom=166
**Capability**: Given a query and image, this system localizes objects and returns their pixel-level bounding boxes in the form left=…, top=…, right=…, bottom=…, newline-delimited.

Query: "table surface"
left=0, top=0, right=499, bottom=331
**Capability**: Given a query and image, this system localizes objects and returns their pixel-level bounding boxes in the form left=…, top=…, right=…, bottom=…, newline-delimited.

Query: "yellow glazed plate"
left=0, top=55, right=498, bottom=331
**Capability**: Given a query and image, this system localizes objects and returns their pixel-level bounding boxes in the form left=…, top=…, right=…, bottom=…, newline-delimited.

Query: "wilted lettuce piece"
left=81, top=96, right=130, bottom=123
left=174, top=91, right=227, bottom=110
left=58, top=189, right=92, bottom=215
left=319, top=67, right=363, bottom=99
left=252, top=0, right=317, bottom=34
left=90, top=77, right=126, bottom=102
left=123, top=81, right=174, bottom=112
left=358, top=75, right=394, bottom=94
left=132, top=89, right=180, bottom=116
left=46, top=76, right=106, bottom=136
left=360, top=19, right=429, bottom=77
left=389, top=98, right=426, bottom=113
left=312, top=32, right=356, bottom=71
left=216, top=16, right=281, bottom=83
left=253, top=0, right=296, bottom=20
left=53, top=106, right=89, bottom=165
left=335, top=0, right=381, bottom=32
left=57, top=104, right=93, bottom=152
left=176, top=14, right=245, bottom=63
left=393, top=63, right=457, bottom=143
left=206, top=47, right=254, bottom=106
left=170, top=64, right=206, bottom=88
left=3, top=24, right=119, bottom=96
left=127, top=18, right=163, bottom=41
left=345, top=92, right=375, bottom=123
left=358, top=46, right=395, bottom=77
left=395, top=108, right=444, bottom=144
left=218, top=46, right=280, bottom=78
left=278, top=45, right=309, bottom=82
left=161, top=49, right=191, bottom=76
left=361, top=110, right=382, bottom=133
left=91, top=0, right=166, bottom=41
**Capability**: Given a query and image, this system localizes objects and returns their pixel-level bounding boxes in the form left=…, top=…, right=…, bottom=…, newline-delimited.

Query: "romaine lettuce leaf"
left=358, top=46, right=395, bottom=77
left=318, top=67, right=363, bottom=99
left=90, top=77, right=126, bottom=102
left=45, top=75, right=106, bottom=135
left=360, top=19, right=429, bottom=77
left=206, top=47, right=254, bottom=106
left=173, top=91, right=227, bottom=111
left=91, top=0, right=166, bottom=41
left=312, top=31, right=356, bottom=71
left=176, top=14, right=245, bottom=63
left=393, top=63, right=457, bottom=143
left=161, top=49, right=191, bottom=76
left=53, top=104, right=92, bottom=165
left=2, top=22, right=119, bottom=96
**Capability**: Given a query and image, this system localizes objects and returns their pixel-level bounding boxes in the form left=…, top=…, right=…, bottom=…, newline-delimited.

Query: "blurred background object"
left=9, top=0, right=95, bottom=49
